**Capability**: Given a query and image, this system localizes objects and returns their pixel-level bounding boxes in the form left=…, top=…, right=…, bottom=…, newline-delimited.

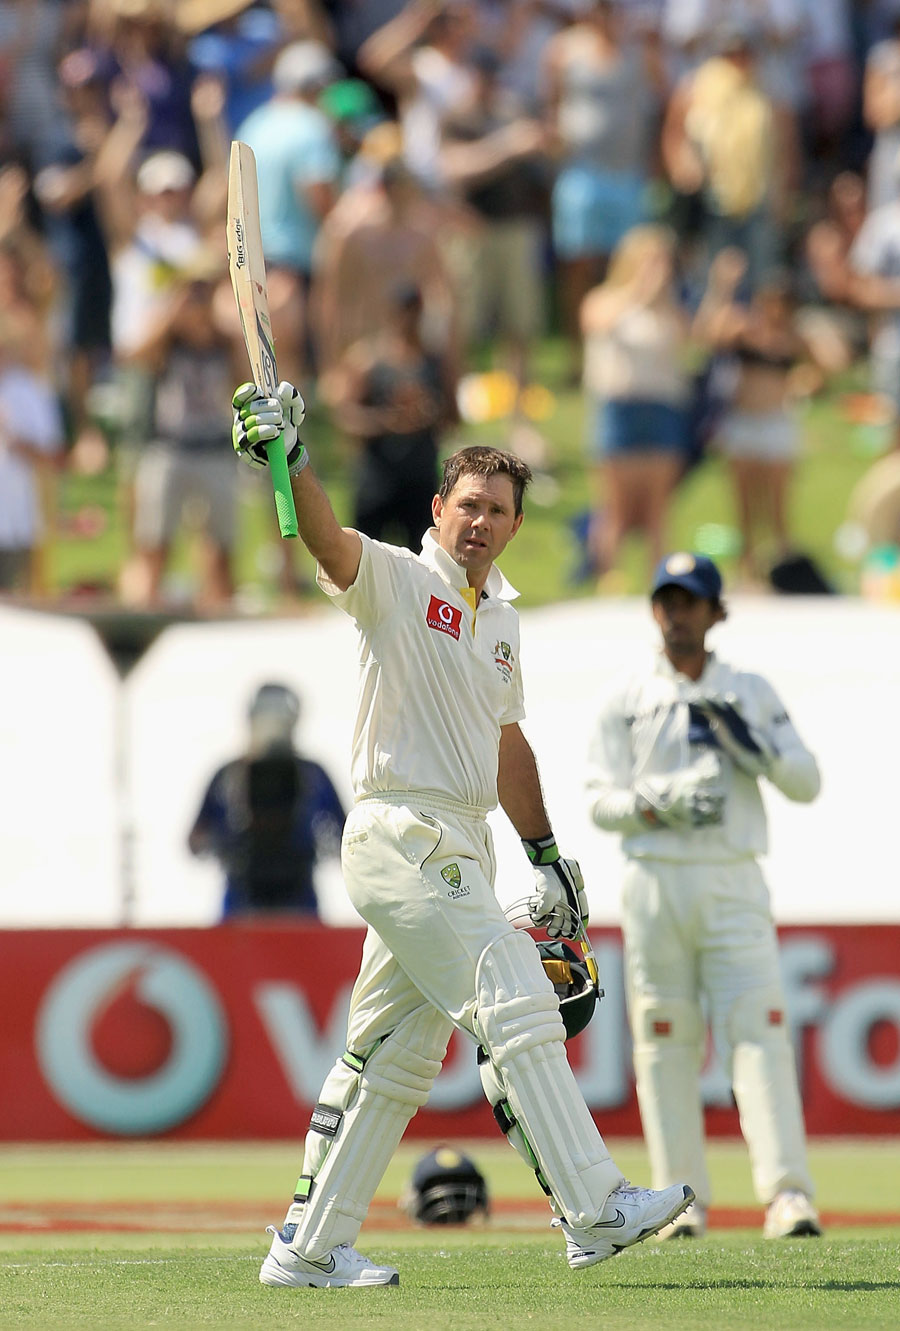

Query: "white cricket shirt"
left=586, top=650, right=820, bottom=862
left=318, top=529, right=526, bottom=810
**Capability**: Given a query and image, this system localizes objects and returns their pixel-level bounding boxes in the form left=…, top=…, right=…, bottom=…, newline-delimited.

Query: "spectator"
left=181, top=0, right=284, bottom=134
left=329, top=0, right=408, bottom=71
left=92, top=102, right=205, bottom=551
left=473, top=0, right=570, bottom=117
left=181, top=0, right=336, bottom=133
left=0, top=165, right=58, bottom=378
left=0, top=328, right=65, bottom=599
left=661, top=1, right=805, bottom=108
left=543, top=0, right=663, bottom=380
left=33, top=48, right=115, bottom=475
left=237, top=38, right=343, bottom=385
left=123, top=247, right=243, bottom=610
left=797, top=0, right=857, bottom=185
left=359, top=0, right=478, bottom=188
left=0, top=158, right=63, bottom=594
left=86, top=0, right=202, bottom=168
left=579, top=224, right=693, bottom=586
left=863, top=16, right=900, bottom=209
left=330, top=280, right=457, bottom=550
left=800, top=170, right=868, bottom=372
left=0, top=0, right=78, bottom=171
left=189, top=681, right=346, bottom=920
left=585, top=550, right=823, bottom=1242
left=694, top=248, right=821, bottom=587
left=439, top=44, right=550, bottom=442
left=318, top=76, right=385, bottom=177
left=804, top=170, right=868, bottom=300
left=313, top=154, right=456, bottom=389
left=661, top=21, right=792, bottom=297
left=846, top=174, right=900, bottom=433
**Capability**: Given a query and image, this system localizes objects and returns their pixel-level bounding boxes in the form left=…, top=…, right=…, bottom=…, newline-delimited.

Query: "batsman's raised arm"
left=232, top=379, right=362, bottom=590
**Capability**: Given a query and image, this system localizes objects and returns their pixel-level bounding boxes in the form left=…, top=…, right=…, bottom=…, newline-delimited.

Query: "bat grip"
left=575, top=924, right=601, bottom=991
left=265, top=433, right=299, bottom=539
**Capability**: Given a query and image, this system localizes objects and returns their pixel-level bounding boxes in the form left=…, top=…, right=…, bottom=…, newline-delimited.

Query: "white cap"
left=272, top=40, right=343, bottom=95
left=136, top=151, right=196, bottom=195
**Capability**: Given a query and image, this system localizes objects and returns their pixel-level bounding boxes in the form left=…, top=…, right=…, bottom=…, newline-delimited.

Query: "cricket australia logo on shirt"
left=426, top=594, right=462, bottom=641
left=493, top=640, right=514, bottom=684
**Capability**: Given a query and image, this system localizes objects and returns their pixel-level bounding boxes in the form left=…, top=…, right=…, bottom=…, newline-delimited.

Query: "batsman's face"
left=432, top=474, right=522, bottom=587
left=652, top=586, right=721, bottom=661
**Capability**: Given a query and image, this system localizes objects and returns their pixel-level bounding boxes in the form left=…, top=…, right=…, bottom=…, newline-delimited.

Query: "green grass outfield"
left=1, top=1140, right=897, bottom=1331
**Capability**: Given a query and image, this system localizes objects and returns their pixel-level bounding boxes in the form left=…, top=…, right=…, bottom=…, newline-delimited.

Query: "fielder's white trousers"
left=622, top=856, right=814, bottom=1208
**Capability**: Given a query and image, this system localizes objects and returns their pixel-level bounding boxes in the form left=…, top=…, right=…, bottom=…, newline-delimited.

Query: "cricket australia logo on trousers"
left=441, top=863, right=469, bottom=898
left=426, top=595, right=462, bottom=640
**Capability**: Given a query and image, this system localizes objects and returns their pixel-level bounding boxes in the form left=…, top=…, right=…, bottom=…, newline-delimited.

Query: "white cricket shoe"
left=763, top=1191, right=823, bottom=1239
left=554, top=1182, right=695, bottom=1269
left=657, top=1200, right=707, bottom=1240
left=259, top=1226, right=400, bottom=1287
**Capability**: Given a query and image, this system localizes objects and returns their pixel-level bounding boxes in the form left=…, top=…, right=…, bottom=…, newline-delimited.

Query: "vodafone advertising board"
left=2, top=925, right=899, bottom=1141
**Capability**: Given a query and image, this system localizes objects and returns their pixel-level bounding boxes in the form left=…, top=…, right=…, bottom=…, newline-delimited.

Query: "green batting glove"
left=232, top=381, right=309, bottom=475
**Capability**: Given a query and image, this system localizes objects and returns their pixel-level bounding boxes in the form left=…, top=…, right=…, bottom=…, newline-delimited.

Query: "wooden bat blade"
left=227, top=140, right=278, bottom=397
left=226, top=139, right=298, bottom=540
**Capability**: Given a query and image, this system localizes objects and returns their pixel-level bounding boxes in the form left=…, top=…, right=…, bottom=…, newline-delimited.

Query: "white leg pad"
left=723, top=989, right=814, bottom=1203
left=473, top=931, right=622, bottom=1227
left=630, top=993, right=710, bottom=1207
left=289, top=1005, right=450, bottom=1259
left=478, top=1051, right=561, bottom=1200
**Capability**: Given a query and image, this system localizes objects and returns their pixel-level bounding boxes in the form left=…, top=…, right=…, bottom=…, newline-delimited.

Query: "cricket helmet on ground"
left=536, top=939, right=598, bottom=1040
left=403, top=1146, right=489, bottom=1225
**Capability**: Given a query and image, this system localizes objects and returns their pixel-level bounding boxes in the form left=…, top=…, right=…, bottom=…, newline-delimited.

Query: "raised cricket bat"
left=226, top=140, right=298, bottom=539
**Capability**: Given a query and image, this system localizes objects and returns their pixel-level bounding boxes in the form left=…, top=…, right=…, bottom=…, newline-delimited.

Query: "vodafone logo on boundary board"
left=35, top=942, right=227, bottom=1135
left=3, top=924, right=899, bottom=1140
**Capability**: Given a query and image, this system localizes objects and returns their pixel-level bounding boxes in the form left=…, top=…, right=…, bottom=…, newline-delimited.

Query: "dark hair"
left=439, top=446, right=532, bottom=518
left=390, top=279, right=423, bottom=310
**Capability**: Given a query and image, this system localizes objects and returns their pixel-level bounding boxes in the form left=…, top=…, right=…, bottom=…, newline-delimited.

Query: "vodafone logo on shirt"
left=426, top=595, right=462, bottom=640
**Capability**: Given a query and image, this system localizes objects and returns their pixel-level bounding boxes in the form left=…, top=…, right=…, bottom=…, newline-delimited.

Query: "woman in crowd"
left=695, top=248, right=815, bottom=587
left=580, top=224, right=693, bottom=587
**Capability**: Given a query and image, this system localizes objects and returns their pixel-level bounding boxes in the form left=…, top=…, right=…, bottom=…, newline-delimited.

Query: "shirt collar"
left=655, top=648, right=717, bottom=682
left=419, top=528, right=520, bottom=602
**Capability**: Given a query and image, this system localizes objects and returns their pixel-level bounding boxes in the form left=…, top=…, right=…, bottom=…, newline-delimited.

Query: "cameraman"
left=189, top=682, right=346, bottom=919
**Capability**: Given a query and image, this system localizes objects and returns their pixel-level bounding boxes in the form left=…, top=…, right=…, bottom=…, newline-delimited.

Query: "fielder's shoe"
left=259, top=1226, right=400, bottom=1287
left=554, top=1181, right=696, bottom=1269
left=657, top=1200, right=707, bottom=1240
left=763, top=1191, right=823, bottom=1239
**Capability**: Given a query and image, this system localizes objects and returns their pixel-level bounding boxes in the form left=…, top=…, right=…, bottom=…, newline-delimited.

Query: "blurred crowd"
left=3, top=0, right=900, bottom=609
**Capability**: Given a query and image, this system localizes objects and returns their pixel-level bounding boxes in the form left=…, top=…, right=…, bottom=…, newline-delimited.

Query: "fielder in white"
left=586, top=551, right=822, bottom=1241
left=231, top=380, right=694, bottom=1287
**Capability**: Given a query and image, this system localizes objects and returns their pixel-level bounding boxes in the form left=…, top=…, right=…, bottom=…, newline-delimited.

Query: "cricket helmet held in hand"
left=536, top=938, right=598, bottom=1040
left=402, top=1146, right=489, bottom=1225
left=502, top=897, right=602, bottom=1040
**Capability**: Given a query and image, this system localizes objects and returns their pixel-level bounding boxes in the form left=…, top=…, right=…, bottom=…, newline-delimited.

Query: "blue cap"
left=650, top=552, right=722, bottom=600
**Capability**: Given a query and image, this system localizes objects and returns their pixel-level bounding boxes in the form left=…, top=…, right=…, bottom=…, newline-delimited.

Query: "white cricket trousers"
left=289, top=793, right=622, bottom=1258
left=622, top=856, right=814, bottom=1208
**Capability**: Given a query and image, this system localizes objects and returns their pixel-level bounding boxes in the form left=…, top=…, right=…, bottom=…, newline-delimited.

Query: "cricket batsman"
left=231, top=380, right=694, bottom=1287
